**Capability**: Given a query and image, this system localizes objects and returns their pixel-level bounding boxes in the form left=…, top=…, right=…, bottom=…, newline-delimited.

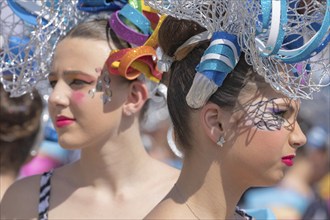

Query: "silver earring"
left=216, top=136, right=225, bottom=147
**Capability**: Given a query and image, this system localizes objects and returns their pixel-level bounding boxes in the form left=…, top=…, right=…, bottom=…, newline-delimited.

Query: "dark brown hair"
left=64, top=19, right=129, bottom=50
left=0, top=84, right=43, bottom=174
left=159, top=16, right=267, bottom=149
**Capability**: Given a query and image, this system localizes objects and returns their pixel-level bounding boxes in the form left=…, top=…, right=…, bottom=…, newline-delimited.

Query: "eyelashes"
left=245, top=99, right=290, bottom=131
left=69, top=79, right=93, bottom=87
left=48, top=79, right=94, bottom=88
left=254, top=112, right=286, bottom=131
left=271, top=109, right=287, bottom=117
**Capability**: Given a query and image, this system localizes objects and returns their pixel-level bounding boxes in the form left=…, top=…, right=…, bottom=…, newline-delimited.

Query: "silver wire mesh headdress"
left=0, top=0, right=85, bottom=97
left=146, top=0, right=330, bottom=101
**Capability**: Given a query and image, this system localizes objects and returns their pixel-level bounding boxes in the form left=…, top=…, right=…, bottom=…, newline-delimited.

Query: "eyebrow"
left=266, top=100, right=295, bottom=112
left=48, top=70, right=94, bottom=78
left=254, top=98, right=295, bottom=109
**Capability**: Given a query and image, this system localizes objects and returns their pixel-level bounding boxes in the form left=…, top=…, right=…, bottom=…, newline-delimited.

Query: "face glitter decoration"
left=243, top=98, right=297, bottom=131
left=101, top=69, right=112, bottom=104
left=88, top=67, right=112, bottom=104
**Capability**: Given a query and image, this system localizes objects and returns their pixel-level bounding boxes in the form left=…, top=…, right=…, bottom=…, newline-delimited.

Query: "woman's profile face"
left=48, top=37, right=129, bottom=150
left=224, top=87, right=307, bottom=186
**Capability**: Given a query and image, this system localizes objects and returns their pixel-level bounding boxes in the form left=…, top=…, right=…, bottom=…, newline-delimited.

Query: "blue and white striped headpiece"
left=186, top=32, right=241, bottom=108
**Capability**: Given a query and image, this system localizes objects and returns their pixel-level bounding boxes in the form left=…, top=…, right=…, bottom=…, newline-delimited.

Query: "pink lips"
left=281, top=155, right=295, bottom=167
left=55, top=116, right=75, bottom=128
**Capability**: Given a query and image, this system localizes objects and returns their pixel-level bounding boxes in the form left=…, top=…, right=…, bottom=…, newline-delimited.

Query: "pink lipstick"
left=56, top=116, right=75, bottom=128
left=281, top=155, right=295, bottom=167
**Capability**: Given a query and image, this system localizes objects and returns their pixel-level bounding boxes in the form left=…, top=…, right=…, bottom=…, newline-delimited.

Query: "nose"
left=48, top=81, right=70, bottom=107
left=289, top=121, right=307, bottom=149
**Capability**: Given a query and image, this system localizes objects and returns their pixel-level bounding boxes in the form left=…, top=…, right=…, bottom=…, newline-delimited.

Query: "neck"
left=175, top=149, right=246, bottom=219
left=281, top=158, right=314, bottom=197
left=0, top=172, right=17, bottom=200
left=71, top=121, right=153, bottom=191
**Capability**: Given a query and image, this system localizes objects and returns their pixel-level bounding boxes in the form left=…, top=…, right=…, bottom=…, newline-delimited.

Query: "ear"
left=200, top=102, right=226, bottom=145
left=123, top=80, right=148, bottom=116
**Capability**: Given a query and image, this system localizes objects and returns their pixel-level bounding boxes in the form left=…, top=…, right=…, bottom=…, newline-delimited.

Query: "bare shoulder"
left=0, top=174, right=41, bottom=219
left=144, top=197, right=195, bottom=220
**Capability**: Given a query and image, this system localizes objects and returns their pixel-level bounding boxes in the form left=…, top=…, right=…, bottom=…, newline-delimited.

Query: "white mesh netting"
left=0, top=0, right=84, bottom=97
left=146, top=0, right=330, bottom=99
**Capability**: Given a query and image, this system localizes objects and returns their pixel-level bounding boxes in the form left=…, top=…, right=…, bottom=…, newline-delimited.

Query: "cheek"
left=238, top=128, right=288, bottom=156
left=71, top=91, right=86, bottom=104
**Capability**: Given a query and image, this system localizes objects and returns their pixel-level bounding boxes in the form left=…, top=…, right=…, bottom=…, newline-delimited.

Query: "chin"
left=254, top=172, right=285, bottom=187
left=267, top=172, right=285, bottom=186
left=58, top=137, right=82, bottom=150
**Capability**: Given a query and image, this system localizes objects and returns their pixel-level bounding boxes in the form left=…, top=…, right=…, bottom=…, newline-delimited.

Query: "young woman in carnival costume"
left=0, top=0, right=179, bottom=219
left=143, top=0, right=329, bottom=219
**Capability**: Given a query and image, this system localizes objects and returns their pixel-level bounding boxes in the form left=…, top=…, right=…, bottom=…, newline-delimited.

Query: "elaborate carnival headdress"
left=0, top=0, right=85, bottom=97
left=146, top=0, right=330, bottom=108
left=0, top=0, right=164, bottom=97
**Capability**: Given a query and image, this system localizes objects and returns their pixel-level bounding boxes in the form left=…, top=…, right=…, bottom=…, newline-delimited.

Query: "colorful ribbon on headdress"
left=106, top=1, right=164, bottom=82
left=109, top=4, right=151, bottom=46
left=77, top=0, right=127, bottom=12
left=106, top=46, right=161, bottom=82
left=186, top=32, right=241, bottom=109
left=7, top=0, right=49, bottom=25
left=256, top=0, right=330, bottom=63
left=256, top=0, right=287, bottom=56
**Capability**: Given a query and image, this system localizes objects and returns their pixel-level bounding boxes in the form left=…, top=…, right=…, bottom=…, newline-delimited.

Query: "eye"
left=70, top=79, right=85, bottom=85
left=69, top=79, right=92, bottom=87
left=273, top=109, right=287, bottom=117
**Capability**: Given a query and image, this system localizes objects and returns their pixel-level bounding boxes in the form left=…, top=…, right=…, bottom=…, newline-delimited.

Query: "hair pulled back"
left=159, top=16, right=267, bottom=149
left=64, top=19, right=129, bottom=50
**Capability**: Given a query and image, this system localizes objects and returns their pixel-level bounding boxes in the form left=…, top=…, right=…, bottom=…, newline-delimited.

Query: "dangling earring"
left=216, top=136, right=225, bottom=147
left=102, top=71, right=112, bottom=104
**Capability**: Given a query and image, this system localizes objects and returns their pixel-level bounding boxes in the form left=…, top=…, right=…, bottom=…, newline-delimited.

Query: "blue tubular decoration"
left=211, top=32, right=240, bottom=62
left=311, top=33, right=330, bottom=55
left=203, top=45, right=236, bottom=68
left=80, top=0, right=112, bottom=6
left=257, top=0, right=287, bottom=56
left=6, top=0, right=48, bottom=25
left=261, top=0, right=271, bottom=30
left=256, top=0, right=330, bottom=63
left=186, top=32, right=241, bottom=108
left=119, top=4, right=151, bottom=35
left=197, top=32, right=241, bottom=87
left=278, top=0, right=330, bottom=63
left=77, top=0, right=127, bottom=12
